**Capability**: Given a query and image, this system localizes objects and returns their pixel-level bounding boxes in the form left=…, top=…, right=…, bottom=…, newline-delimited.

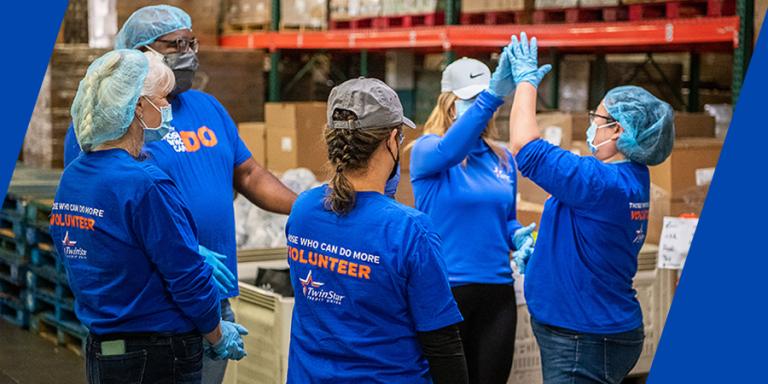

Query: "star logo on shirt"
left=62, top=231, right=77, bottom=247
left=299, top=270, right=324, bottom=296
left=633, top=225, right=646, bottom=244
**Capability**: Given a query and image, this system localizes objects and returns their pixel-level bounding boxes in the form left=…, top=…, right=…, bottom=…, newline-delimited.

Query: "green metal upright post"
left=589, top=54, right=607, bottom=108
left=688, top=52, right=700, bottom=112
left=443, top=0, right=457, bottom=67
left=360, top=50, right=369, bottom=76
left=549, top=50, right=561, bottom=110
left=269, top=0, right=281, bottom=102
left=733, top=0, right=754, bottom=105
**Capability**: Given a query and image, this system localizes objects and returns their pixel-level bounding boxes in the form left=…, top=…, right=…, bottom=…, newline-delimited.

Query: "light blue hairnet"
left=605, top=86, right=675, bottom=166
left=71, top=50, right=149, bottom=152
left=114, top=5, right=192, bottom=49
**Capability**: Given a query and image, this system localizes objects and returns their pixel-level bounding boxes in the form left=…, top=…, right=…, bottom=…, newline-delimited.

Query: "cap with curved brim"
left=328, top=77, right=417, bottom=130
left=453, top=84, right=488, bottom=100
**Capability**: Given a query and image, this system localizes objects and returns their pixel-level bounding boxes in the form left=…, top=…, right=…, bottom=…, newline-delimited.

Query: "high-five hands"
left=507, top=32, right=552, bottom=88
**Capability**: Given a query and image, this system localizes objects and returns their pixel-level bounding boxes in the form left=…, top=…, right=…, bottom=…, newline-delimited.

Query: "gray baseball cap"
left=327, top=77, right=416, bottom=130
left=441, top=57, right=491, bottom=100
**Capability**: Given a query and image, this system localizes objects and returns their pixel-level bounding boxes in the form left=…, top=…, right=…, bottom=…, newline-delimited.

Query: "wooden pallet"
left=0, top=280, right=29, bottom=328
left=0, top=250, right=28, bottom=286
left=31, top=312, right=87, bottom=357
left=222, top=22, right=270, bottom=34
left=330, top=12, right=444, bottom=30
left=532, top=0, right=733, bottom=23
left=461, top=10, right=532, bottom=25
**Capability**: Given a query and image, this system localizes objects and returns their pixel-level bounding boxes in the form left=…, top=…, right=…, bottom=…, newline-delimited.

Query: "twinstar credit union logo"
left=299, top=270, right=345, bottom=305
left=62, top=231, right=87, bottom=259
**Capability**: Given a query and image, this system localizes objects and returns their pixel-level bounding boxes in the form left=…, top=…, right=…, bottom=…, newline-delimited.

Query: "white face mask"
left=586, top=121, right=618, bottom=154
left=138, top=96, right=173, bottom=142
left=454, top=98, right=474, bottom=119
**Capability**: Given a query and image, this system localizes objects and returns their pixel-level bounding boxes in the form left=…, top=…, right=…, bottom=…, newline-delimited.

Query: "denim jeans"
left=86, top=332, right=203, bottom=384
left=531, top=318, right=644, bottom=384
left=201, top=299, right=235, bottom=384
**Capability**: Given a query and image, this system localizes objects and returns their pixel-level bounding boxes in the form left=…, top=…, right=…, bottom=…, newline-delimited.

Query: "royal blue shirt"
left=50, top=149, right=220, bottom=335
left=63, top=90, right=252, bottom=298
left=410, top=90, right=522, bottom=287
left=285, top=186, right=463, bottom=383
left=517, top=139, right=649, bottom=333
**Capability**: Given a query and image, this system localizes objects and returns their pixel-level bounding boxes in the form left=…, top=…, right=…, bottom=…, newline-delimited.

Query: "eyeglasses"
left=588, top=111, right=617, bottom=125
left=155, top=38, right=199, bottom=53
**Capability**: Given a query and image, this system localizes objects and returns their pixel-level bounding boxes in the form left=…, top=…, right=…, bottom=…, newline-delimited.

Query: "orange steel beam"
left=219, top=16, right=739, bottom=51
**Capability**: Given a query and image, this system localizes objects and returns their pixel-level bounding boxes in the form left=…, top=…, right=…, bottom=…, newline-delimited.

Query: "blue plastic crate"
left=0, top=249, right=28, bottom=286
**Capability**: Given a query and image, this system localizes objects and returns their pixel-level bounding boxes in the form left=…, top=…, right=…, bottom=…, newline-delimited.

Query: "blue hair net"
left=114, top=5, right=192, bottom=49
left=605, top=86, right=675, bottom=166
left=71, top=50, right=149, bottom=152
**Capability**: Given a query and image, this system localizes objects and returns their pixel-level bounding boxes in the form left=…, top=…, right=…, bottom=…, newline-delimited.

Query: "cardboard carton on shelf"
left=649, top=137, right=722, bottom=200
left=238, top=122, right=266, bottom=166
left=517, top=173, right=550, bottom=205
left=517, top=200, right=545, bottom=227
left=265, top=102, right=328, bottom=179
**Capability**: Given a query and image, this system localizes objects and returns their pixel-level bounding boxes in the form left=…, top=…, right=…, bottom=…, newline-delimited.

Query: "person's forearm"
left=417, top=324, right=468, bottom=384
left=234, top=158, right=297, bottom=215
left=204, top=323, right=222, bottom=345
left=509, top=83, right=541, bottom=154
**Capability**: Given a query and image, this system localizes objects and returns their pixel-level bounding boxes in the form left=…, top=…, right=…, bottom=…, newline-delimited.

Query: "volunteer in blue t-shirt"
left=62, top=6, right=297, bottom=382
left=51, top=49, right=249, bottom=384
left=285, top=77, right=467, bottom=384
left=410, top=49, right=534, bottom=383
left=504, top=33, right=675, bottom=384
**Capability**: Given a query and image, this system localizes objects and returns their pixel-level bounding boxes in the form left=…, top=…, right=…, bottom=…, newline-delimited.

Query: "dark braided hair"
left=324, top=109, right=400, bottom=215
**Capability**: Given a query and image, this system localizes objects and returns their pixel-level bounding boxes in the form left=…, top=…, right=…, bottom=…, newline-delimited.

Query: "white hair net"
left=606, top=86, right=675, bottom=166
left=71, top=49, right=149, bottom=152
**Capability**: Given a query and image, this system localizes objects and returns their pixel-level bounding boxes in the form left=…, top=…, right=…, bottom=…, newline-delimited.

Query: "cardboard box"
left=225, top=0, right=271, bottom=28
left=517, top=173, right=550, bottom=205
left=646, top=183, right=706, bottom=244
left=580, top=0, right=620, bottom=7
left=649, top=138, right=723, bottom=200
left=535, top=112, right=582, bottom=149
left=535, top=0, right=578, bottom=10
left=571, top=112, right=714, bottom=141
left=238, top=122, right=266, bottom=166
left=281, top=0, right=328, bottom=29
left=265, top=102, right=328, bottom=177
left=517, top=200, right=544, bottom=227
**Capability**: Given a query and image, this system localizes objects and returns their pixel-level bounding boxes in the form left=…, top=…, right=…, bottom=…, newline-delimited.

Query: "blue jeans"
left=531, top=318, right=644, bottom=384
left=201, top=299, right=235, bottom=384
left=86, top=332, right=203, bottom=384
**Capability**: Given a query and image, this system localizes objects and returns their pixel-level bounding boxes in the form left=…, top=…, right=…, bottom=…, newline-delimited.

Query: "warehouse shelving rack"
left=220, top=0, right=752, bottom=113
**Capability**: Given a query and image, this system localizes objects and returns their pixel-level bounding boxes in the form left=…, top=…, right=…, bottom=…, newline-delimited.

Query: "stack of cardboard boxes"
left=462, top=0, right=535, bottom=13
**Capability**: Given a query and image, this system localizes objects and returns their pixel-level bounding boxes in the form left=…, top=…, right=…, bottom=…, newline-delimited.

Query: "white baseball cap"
left=441, top=57, right=491, bottom=100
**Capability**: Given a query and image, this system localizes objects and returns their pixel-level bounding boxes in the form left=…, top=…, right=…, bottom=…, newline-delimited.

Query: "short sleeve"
left=207, top=94, right=252, bottom=167
left=406, top=230, right=463, bottom=332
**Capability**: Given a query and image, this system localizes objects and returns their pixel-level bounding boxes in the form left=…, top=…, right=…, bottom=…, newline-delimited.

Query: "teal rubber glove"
left=208, top=321, right=249, bottom=361
left=199, top=245, right=236, bottom=296
left=508, top=32, right=552, bottom=88
left=512, top=222, right=536, bottom=251
left=488, top=47, right=516, bottom=99
left=513, top=238, right=534, bottom=275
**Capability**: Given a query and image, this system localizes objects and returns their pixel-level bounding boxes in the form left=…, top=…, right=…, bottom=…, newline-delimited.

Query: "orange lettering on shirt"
left=308, top=252, right=318, bottom=266
left=198, top=126, right=218, bottom=147
left=181, top=131, right=201, bottom=152
left=329, top=257, right=339, bottom=272
left=337, top=260, right=348, bottom=275
left=347, top=262, right=358, bottom=277
left=358, top=265, right=371, bottom=280
left=299, top=249, right=307, bottom=264
left=289, top=247, right=299, bottom=261
left=318, top=254, right=329, bottom=269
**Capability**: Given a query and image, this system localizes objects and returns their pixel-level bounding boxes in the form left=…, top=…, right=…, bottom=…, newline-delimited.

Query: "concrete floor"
left=0, top=320, right=85, bottom=384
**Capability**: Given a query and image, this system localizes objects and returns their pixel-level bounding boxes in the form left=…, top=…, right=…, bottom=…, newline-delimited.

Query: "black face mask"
left=164, top=51, right=199, bottom=96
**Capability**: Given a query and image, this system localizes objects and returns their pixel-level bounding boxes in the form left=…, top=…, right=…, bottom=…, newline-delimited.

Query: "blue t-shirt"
left=410, top=90, right=522, bottom=287
left=50, top=149, right=220, bottom=335
left=63, top=90, right=252, bottom=298
left=517, top=139, right=649, bottom=334
left=285, top=186, right=463, bottom=383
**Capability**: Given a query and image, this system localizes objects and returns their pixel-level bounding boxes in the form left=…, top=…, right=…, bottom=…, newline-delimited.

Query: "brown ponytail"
left=324, top=109, right=400, bottom=215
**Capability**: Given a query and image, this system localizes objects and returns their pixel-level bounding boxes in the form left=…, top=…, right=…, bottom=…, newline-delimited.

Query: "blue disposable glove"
left=508, top=32, right=552, bottom=88
left=512, top=222, right=536, bottom=250
left=385, top=163, right=400, bottom=198
left=513, top=238, right=534, bottom=275
left=488, top=48, right=516, bottom=98
left=207, top=321, right=249, bottom=361
left=199, top=245, right=236, bottom=296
